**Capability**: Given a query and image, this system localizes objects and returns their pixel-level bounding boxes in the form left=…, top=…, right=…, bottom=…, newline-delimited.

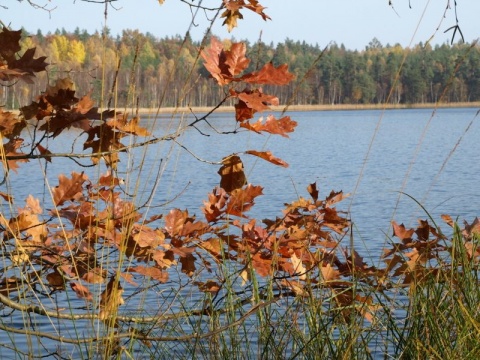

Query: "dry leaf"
left=218, top=155, right=247, bottom=193
left=99, top=276, right=124, bottom=320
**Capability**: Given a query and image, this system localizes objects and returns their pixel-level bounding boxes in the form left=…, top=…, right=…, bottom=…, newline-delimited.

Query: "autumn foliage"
left=1, top=4, right=479, bottom=356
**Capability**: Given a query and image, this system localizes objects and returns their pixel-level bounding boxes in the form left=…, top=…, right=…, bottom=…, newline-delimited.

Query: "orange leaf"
left=234, top=98, right=256, bottom=121
left=251, top=252, right=273, bottom=277
left=243, top=0, right=271, bottom=21
left=202, top=187, right=228, bottom=222
left=82, top=271, right=105, bottom=284
left=98, top=171, right=124, bottom=187
left=245, top=150, right=288, bottom=168
left=240, top=115, right=297, bottom=138
left=199, top=238, right=223, bottom=258
left=52, top=172, right=88, bottom=206
left=107, top=116, right=151, bottom=136
left=46, top=271, right=65, bottom=289
left=132, top=224, right=165, bottom=247
left=241, top=62, right=294, bottom=85
left=280, top=279, right=309, bottom=296
left=9, top=47, right=48, bottom=81
left=119, top=272, right=138, bottom=286
left=325, top=190, right=348, bottom=207
left=236, top=89, right=279, bottom=113
left=153, top=250, right=176, bottom=268
left=225, top=184, right=263, bottom=217
left=165, top=209, right=188, bottom=237
left=200, top=37, right=231, bottom=85
left=83, top=123, right=124, bottom=167
left=224, top=42, right=250, bottom=76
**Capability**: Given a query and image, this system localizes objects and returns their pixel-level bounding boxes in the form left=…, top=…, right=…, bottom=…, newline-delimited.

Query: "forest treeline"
left=3, top=28, right=480, bottom=109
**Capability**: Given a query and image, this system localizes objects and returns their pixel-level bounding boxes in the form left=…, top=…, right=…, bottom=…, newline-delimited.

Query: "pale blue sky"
left=3, top=0, right=480, bottom=49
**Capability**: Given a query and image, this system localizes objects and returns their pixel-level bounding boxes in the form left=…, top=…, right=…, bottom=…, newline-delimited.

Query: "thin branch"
left=172, top=138, right=221, bottom=165
left=0, top=296, right=272, bottom=343
left=5, top=132, right=179, bottom=161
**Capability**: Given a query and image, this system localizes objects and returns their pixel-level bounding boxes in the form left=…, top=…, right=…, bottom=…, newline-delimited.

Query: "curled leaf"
left=245, top=150, right=288, bottom=168
left=307, top=183, right=319, bottom=202
left=218, top=155, right=247, bottom=193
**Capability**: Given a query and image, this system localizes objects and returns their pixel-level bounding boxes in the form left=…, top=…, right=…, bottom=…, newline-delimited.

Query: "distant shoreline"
left=136, top=102, right=480, bottom=115
left=7, top=102, right=479, bottom=117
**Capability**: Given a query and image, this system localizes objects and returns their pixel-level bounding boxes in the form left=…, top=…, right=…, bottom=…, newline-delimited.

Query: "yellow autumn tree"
left=49, top=34, right=69, bottom=63
left=67, top=39, right=86, bottom=66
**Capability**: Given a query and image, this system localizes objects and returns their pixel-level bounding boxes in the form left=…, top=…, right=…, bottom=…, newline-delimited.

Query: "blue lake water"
left=8, top=107, right=480, bottom=253
left=2, top=107, right=480, bottom=357
left=135, top=107, right=480, bottom=256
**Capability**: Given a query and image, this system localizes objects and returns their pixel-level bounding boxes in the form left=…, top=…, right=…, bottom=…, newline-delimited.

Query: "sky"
left=3, top=0, right=480, bottom=50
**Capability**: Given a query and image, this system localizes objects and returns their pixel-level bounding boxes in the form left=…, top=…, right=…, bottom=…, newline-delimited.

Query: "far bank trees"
left=3, top=29, right=480, bottom=109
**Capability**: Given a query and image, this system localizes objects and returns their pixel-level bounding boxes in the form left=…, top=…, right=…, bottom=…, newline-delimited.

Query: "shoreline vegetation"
left=136, top=101, right=480, bottom=115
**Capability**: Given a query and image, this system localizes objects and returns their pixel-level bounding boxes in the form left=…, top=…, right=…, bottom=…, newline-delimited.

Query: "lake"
left=9, top=107, right=480, bottom=253
left=2, top=107, right=479, bottom=357
left=135, top=107, right=480, bottom=256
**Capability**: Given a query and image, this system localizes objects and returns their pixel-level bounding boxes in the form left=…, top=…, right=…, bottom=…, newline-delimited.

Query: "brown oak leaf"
left=236, top=89, right=279, bottom=113
left=9, top=47, right=48, bottom=82
left=200, top=37, right=231, bottom=85
left=226, top=184, right=263, bottom=217
left=107, top=115, right=151, bottom=136
left=234, top=99, right=256, bottom=121
left=224, top=42, right=250, bottom=76
left=52, top=172, right=88, bottom=206
left=391, top=221, right=415, bottom=243
left=0, top=28, right=22, bottom=62
left=83, top=123, right=125, bottom=167
left=3, top=138, right=28, bottom=173
left=218, top=154, right=247, bottom=193
left=0, top=110, right=25, bottom=139
left=70, top=282, right=93, bottom=301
